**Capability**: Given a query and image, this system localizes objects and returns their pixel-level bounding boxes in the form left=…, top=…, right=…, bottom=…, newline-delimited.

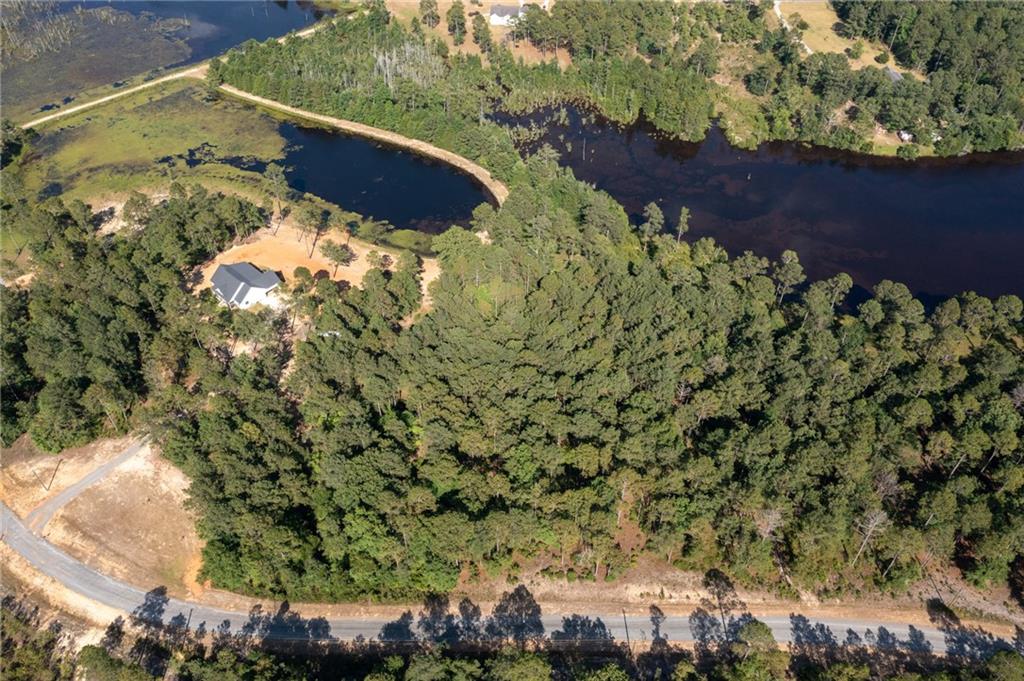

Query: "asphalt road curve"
left=2, top=503, right=1017, bottom=659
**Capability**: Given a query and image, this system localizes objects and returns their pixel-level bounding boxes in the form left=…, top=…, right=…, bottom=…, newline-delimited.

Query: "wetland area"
left=7, top=2, right=1022, bottom=299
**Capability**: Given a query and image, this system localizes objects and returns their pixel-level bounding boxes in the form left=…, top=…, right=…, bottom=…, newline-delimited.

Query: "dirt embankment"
left=217, top=83, right=509, bottom=207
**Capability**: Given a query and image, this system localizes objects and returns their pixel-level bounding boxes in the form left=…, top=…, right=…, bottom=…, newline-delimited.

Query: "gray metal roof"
left=211, top=262, right=281, bottom=306
left=491, top=4, right=520, bottom=16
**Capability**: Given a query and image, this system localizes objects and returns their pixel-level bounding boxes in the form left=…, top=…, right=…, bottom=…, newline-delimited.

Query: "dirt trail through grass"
left=20, top=65, right=207, bottom=130
left=18, top=22, right=324, bottom=131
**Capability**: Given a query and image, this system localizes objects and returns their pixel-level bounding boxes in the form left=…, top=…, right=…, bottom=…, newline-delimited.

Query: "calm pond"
left=503, top=107, right=1024, bottom=300
left=203, top=121, right=492, bottom=235
left=278, top=123, right=492, bottom=235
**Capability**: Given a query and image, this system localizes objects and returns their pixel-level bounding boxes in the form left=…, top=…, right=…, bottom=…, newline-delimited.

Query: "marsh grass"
left=1, top=6, right=191, bottom=122
left=19, top=80, right=286, bottom=205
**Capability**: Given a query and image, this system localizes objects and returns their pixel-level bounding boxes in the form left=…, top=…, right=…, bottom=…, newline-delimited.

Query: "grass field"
left=776, top=1, right=916, bottom=76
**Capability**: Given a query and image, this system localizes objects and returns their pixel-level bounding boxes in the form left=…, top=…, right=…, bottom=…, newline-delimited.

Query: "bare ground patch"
left=195, top=219, right=402, bottom=291
left=1, top=434, right=136, bottom=518
left=776, top=0, right=923, bottom=79
left=41, top=444, right=203, bottom=600
left=194, top=212, right=442, bottom=320
left=386, top=0, right=571, bottom=68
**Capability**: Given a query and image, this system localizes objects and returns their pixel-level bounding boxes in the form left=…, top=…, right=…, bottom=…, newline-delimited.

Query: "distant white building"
left=211, top=262, right=282, bottom=309
left=490, top=0, right=550, bottom=27
left=489, top=3, right=521, bottom=26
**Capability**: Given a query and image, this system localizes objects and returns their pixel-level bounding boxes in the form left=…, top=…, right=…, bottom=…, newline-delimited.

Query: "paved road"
left=5, top=503, right=1013, bottom=655
left=24, top=438, right=148, bottom=534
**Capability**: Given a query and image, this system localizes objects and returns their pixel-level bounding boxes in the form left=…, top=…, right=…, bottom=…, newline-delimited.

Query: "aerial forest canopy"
left=210, top=0, right=1024, bottom=157
left=192, top=154, right=1024, bottom=600
left=1, top=0, right=1022, bottom=604
left=8, top=152, right=1020, bottom=601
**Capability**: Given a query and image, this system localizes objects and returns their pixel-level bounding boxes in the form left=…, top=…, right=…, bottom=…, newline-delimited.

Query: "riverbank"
left=217, top=84, right=509, bottom=206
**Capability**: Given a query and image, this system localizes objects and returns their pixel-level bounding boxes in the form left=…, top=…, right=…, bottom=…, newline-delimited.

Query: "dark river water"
left=504, top=107, right=1024, bottom=300
left=204, top=121, right=493, bottom=234
left=278, top=123, right=492, bottom=234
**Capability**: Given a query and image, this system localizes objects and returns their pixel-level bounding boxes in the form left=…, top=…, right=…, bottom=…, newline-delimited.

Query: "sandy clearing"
left=197, top=219, right=407, bottom=290
left=0, top=435, right=136, bottom=518
left=42, top=443, right=204, bottom=600
left=194, top=208, right=443, bottom=323
left=387, top=0, right=571, bottom=68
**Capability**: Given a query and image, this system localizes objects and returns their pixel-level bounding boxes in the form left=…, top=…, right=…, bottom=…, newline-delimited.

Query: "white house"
left=489, top=3, right=521, bottom=26
left=210, top=262, right=282, bottom=309
left=490, top=0, right=550, bottom=26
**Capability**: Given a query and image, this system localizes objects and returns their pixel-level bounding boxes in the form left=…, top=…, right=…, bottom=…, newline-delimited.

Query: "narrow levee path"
left=18, top=22, right=324, bottom=131
left=20, top=66, right=207, bottom=130
left=216, top=83, right=509, bottom=206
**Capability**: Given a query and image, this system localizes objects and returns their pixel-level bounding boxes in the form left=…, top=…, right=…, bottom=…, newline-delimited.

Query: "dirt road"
left=20, top=66, right=207, bottom=130
left=216, top=83, right=509, bottom=206
left=23, top=438, right=147, bottom=534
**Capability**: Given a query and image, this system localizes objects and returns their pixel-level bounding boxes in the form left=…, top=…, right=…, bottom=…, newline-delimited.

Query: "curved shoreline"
left=217, top=83, right=509, bottom=206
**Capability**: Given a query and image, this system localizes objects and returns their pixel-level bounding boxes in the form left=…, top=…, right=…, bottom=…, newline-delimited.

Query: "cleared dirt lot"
left=1, top=435, right=135, bottom=517
left=386, top=0, right=571, bottom=68
left=197, top=219, right=423, bottom=288
left=195, top=214, right=443, bottom=319
left=42, top=443, right=205, bottom=600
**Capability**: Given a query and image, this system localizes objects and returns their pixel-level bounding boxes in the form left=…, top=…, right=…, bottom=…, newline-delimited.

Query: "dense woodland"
left=5, top=144, right=1021, bottom=602
left=1, top=0, right=1023, bottom=620
left=1, top=185, right=265, bottom=450
left=211, top=0, right=1023, bottom=159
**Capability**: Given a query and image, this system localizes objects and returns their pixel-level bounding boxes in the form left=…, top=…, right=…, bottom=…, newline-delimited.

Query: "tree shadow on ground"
left=485, top=585, right=544, bottom=646
left=925, top=599, right=1014, bottom=663
left=119, top=586, right=338, bottom=663
left=688, top=569, right=750, bottom=666
left=110, top=581, right=1016, bottom=679
left=1010, top=557, right=1024, bottom=610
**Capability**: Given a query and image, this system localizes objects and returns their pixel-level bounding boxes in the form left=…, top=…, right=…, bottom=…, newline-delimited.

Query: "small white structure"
left=897, top=130, right=914, bottom=143
left=490, top=0, right=550, bottom=26
left=489, top=3, right=521, bottom=26
left=211, top=262, right=282, bottom=309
